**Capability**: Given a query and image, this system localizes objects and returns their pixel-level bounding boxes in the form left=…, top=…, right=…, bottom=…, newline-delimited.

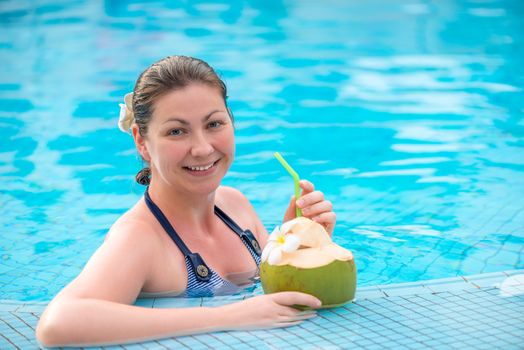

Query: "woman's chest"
left=142, top=226, right=258, bottom=294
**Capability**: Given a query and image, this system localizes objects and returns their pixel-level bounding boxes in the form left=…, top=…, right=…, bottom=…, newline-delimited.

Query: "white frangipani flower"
left=118, top=92, right=134, bottom=133
left=261, top=225, right=301, bottom=265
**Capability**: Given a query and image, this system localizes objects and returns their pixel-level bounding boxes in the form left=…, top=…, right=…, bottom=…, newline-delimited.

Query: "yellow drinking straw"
left=274, top=152, right=302, bottom=217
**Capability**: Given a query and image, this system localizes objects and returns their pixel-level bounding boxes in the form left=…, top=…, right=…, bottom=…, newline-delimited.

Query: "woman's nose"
left=190, top=132, right=214, bottom=158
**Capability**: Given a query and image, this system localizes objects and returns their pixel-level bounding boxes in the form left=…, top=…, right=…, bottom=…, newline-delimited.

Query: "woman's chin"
left=181, top=175, right=224, bottom=195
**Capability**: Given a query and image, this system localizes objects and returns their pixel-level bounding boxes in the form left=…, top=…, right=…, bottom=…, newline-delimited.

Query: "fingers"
left=299, top=179, right=315, bottom=194
left=278, top=307, right=318, bottom=319
left=283, top=180, right=336, bottom=237
left=274, top=320, right=304, bottom=328
left=314, top=212, right=336, bottom=236
left=283, top=179, right=317, bottom=222
left=296, top=190, right=324, bottom=209
left=275, top=307, right=318, bottom=328
left=275, top=312, right=317, bottom=328
left=271, top=291, right=322, bottom=309
left=291, top=310, right=317, bottom=321
left=301, top=200, right=333, bottom=217
left=311, top=211, right=336, bottom=223
left=274, top=313, right=317, bottom=328
left=230, top=294, right=319, bottom=332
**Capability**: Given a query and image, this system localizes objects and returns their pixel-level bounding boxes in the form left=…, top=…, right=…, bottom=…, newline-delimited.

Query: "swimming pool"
left=1, top=0, right=523, bottom=302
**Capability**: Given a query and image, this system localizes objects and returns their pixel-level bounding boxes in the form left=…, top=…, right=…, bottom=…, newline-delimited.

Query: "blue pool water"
left=1, top=0, right=523, bottom=302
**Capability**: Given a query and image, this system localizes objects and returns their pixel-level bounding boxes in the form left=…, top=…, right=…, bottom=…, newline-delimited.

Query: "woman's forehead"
left=151, top=84, right=227, bottom=122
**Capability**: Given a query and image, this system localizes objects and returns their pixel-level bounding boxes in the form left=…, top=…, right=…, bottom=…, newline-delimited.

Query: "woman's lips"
left=183, top=159, right=220, bottom=176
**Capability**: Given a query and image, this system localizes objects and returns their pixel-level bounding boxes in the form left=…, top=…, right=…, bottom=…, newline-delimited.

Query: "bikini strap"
left=143, top=188, right=211, bottom=282
left=214, top=206, right=262, bottom=257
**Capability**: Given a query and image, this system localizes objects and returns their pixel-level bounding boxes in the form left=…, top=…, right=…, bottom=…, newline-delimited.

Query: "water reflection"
left=0, top=0, right=523, bottom=300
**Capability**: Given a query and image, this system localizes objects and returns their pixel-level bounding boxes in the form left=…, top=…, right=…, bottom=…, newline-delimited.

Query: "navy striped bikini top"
left=144, top=188, right=262, bottom=298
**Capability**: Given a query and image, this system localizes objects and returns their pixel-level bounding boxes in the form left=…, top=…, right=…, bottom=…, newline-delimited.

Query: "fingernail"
left=296, top=199, right=304, bottom=207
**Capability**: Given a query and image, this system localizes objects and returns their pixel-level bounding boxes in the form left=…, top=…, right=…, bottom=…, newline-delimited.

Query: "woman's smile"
left=183, top=158, right=221, bottom=177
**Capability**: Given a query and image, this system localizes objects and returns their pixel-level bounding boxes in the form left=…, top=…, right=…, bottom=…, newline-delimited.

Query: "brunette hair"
left=131, top=56, right=229, bottom=185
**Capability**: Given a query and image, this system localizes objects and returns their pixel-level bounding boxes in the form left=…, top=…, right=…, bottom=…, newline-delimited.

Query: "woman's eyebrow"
left=162, top=110, right=224, bottom=125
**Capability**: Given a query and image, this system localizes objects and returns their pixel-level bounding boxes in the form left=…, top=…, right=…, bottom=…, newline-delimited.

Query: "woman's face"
left=139, top=83, right=234, bottom=195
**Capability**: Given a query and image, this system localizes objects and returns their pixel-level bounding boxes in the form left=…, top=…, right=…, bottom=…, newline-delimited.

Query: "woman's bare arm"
left=37, top=296, right=228, bottom=346
left=36, top=219, right=162, bottom=346
left=37, top=290, right=320, bottom=347
left=36, top=218, right=320, bottom=347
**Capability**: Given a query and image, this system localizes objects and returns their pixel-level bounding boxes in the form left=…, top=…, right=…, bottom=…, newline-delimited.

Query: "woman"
left=36, top=56, right=336, bottom=347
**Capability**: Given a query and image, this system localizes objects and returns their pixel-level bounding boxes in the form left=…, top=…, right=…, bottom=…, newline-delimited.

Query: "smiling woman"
left=35, top=55, right=337, bottom=347
left=135, top=83, right=235, bottom=196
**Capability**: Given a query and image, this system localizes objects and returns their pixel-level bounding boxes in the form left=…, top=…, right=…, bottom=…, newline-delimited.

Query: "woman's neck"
left=146, top=179, right=218, bottom=234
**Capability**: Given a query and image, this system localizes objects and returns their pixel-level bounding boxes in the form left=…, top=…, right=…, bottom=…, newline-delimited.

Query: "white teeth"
left=187, top=162, right=214, bottom=171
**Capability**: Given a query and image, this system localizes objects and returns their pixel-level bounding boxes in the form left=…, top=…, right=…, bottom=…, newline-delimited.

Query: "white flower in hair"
left=118, top=92, right=134, bottom=133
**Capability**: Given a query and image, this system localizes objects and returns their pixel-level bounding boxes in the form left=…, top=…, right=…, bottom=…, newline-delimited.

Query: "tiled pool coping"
left=1, top=270, right=523, bottom=349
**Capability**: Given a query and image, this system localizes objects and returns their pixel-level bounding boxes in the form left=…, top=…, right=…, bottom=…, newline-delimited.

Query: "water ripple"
left=1, top=0, right=523, bottom=300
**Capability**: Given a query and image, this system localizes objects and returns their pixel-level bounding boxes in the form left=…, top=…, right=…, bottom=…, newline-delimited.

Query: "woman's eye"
left=208, top=121, right=223, bottom=129
left=169, top=129, right=183, bottom=136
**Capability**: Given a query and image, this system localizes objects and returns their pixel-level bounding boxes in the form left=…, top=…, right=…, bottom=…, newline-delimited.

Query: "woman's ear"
left=131, top=125, right=151, bottom=162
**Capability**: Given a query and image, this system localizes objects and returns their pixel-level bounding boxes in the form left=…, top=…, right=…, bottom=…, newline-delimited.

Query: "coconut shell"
left=261, top=217, right=357, bottom=307
left=276, top=244, right=353, bottom=268
left=260, top=259, right=357, bottom=308
left=282, top=217, right=332, bottom=248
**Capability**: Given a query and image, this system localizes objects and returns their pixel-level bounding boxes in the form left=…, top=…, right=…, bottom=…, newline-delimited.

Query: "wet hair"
left=131, top=55, right=229, bottom=185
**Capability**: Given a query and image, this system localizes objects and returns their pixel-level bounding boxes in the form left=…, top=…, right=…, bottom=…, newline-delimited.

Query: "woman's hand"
left=283, top=179, right=336, bottom=236
left=221, top=292, right=321, bottom=331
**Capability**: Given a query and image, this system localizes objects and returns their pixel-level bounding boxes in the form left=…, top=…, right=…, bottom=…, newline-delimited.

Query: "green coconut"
left=260, top=217, right=357, bottom=308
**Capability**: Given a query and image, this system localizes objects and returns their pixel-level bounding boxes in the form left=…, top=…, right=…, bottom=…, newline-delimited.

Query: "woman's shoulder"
left=216, top=185, right=250, bottom=205
left=216, top=186, right=268, bottom=243
left=215, top=186, right=256, bottom=217
left=103, top=202, right=162, bottom=247
left=56, top=203, right=165, bottom=304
